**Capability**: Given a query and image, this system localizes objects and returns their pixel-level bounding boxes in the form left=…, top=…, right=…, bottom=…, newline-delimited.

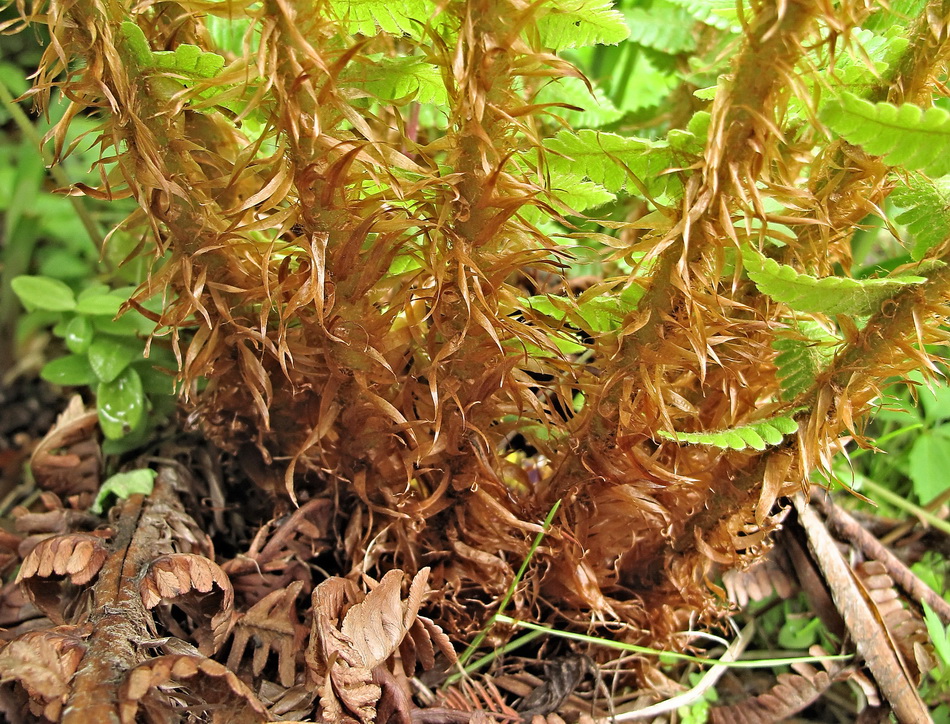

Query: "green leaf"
left=908, top=428, right=950, bottom=504
left=666, top=0, right=742, bottom=32
left=41, top=355, right=96, bottom=386
left=91, top=468, right=157, bottom=515
left=121, top=21, right=225, bottom=78
left=88, top=337, right=137, bottom=383
left=821, top=92, right=950, bottom=177
left=923, top=602, right=950, bottom=670
left=623, top=1, right=696, bottom=53
left=75, top=293, right=124, bottom=316
left=773, top=320, right=842, bottom=401
left=64, top=316, right=94, bottom=355
left=542, top=129, right=678, bottom=197
left=97, top=367, right=145, bottom=440
left=657, top=412, right=802, bottom=450
left=537, top=0, right=630, bottom=50
left=91, top=310, right=155, bottom=337
left=742, top=247, right=925, bottom=316
left=330, top=0, right=435, bottom=37
left=891, top=173, right=950, bottom=261
left=342, top=55, right=446, bottom=106
left=11, top=275, right=76, bottom=312
left=533, top=76, right=623, bottom=129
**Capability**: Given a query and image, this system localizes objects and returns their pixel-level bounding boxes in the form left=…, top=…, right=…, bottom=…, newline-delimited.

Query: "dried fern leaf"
left=891, top=172, right=950, bottom=260
left=657, top=413, right=800, bottom=451
left=742, top=246, right=925, bottom=316
left=226, top=580, right=305, bottom=688
left=821, top=92, right=950, bottom=176
left=709, top=670, right=833, bottom=724
left=139, top=553, right=235, bottom=655
left=537, top=0, right=630, bottom=50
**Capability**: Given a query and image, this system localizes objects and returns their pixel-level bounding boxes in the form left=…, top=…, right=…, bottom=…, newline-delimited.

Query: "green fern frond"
left=534, top=77, right=623, bottom=129
left=537, top=0, right=630, bottom=50
left=891, top=173, right=950, bottom=261
left=623, top=1, right=696, bottom=54
left=665, top=0, right=742, bottom=32
left=522, top=285, right=641, bottom=334
left=773, top=321, right=841, bottom=401
left=330, top=0, right=435, bottom=37
left=121, top=22, right=225, bottom=78
left=342, top=56, right=446, bottom=106
left=548, top=179, right=616, bottom=214
left=862, top=0, right=926, bottom=32
left=611, top=52, right=678, bottom=113
left=742, top=247, right=925, bottom=316
left=542, top=129, right=679, bottom=197
left=821, top=92, right=950, bottom=177
left=658, top=413, right=801, bottom=451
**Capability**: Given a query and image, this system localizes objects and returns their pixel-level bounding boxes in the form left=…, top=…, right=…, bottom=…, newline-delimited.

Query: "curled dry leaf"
left=709, top=670, right=834, bottom=724
left=140, top=553, right=234, bottom=655
left=30, top=395, right=101, bottom=499
left=307, top=568, right=453, bottom=724
left=15, top=532, right=111, bottom=623
left=0, top=625, right=90, bottom=722
left=118, top=654, right=271, bottom=724
left=226, top=579, right=306, bottom=687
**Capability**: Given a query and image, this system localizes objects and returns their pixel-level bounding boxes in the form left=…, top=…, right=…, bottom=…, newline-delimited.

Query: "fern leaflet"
left=537, top=0, right=630, bottom=50
left=658, top=413, right=802, bottom=451
left=342, top=56, right=446, bottom=106
left=773, top=320, right=841, bottom=401
left=534, top=77, right=623, bottom=129
left=330, top=0, right=435, bottom=37
left=742, top=247, right=925, bottom=316
left=891, top=173, right=950, bottom=261
left=665, top=0, right=742, bottom=31
left=821, top=92, right=950, bottom=177
left=623, top=1, right=696, bottom=53
left=122, top=22, right=225, bottom=78
left=542, top=129, right=679, bottom=197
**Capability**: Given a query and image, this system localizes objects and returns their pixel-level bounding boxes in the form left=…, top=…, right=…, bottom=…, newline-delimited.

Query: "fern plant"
left=8, top=0, right=950, bottom=711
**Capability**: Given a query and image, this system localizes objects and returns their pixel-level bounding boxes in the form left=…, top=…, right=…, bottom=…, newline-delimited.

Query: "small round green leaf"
left=41, top=354, right=96, bottom=386
left=11, top=275, right=76, bottom=312
left=76, top=294, right=124, bottom=316
left=92, top=310, right=154, bottom=337
left=91, top=468, right=157, bottom=514
left=65, top=316, right=95, bottom=355
left=88, top=337, right=136, bottom=383
left=97, top=367, right=145, bottom=439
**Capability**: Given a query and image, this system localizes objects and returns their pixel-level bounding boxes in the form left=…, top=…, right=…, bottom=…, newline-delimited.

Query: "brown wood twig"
left=812, top=489, right=950, bottom=626
left=62, top=467, right=199, bottom=723
left=793, top=494, right=931, bottom=724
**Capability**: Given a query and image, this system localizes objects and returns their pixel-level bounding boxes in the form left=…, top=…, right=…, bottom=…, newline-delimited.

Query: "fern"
left=541, top=129, right=679, bottom=198
left=533, top=77, right=623, bottom=129
left=891, top=173, right=950, bottom=261
left=537, top=0, right=630, bottom=51
left=821, top=92, right=950, bottom=177
left=611, top=51, right=678, bottom=113
left=522, top=284, right=641, bottom=334
left=342, top=56, right=446, bottom=106
left=773, top=320, right=842, bottom=401
left=623, top=1, right=696, bottom=54
left=742, top=247, right=925, bottom=316
left=121, top=22, right=225, bottom=78
left=665, top=0, right=742, bottom=32
left=330, top=0, right=435, bottom=37
left=658, top=413, right=802, bottom=451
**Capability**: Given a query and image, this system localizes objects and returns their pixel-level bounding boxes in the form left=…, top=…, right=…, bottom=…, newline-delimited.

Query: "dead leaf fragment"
left=30, top=395, right=101, bottom=498
left=140, top=553, right=234, bottom=655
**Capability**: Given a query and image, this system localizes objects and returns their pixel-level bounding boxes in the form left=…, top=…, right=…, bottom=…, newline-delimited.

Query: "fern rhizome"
left=10, top=0, right=950, bottom=672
